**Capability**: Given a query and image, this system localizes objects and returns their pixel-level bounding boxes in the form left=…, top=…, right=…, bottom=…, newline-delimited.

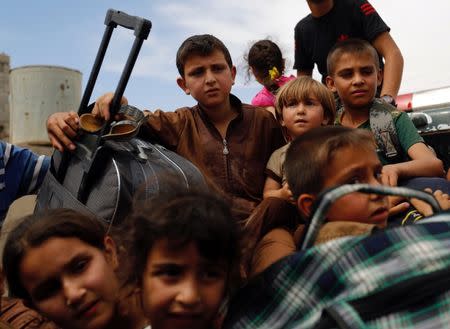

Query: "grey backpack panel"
left=35, top=137, right=207, bottom=226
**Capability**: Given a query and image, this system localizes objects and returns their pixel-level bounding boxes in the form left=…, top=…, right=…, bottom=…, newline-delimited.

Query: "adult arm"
left=372, top=31, right=404, bottom=98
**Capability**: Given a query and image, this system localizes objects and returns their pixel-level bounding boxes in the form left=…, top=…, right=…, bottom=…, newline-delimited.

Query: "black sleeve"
left=293, top=19, right=314, bottom=71
left=352, top=0, right=390, bottom=41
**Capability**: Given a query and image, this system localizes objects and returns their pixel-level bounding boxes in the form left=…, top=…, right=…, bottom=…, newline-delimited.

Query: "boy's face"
left=281, top=96, right=328, bottom=139
left=326, top=52, right=381, bottom=111
left=177, top=50, right=236, bottom=110
left=141, top=239, right=227, bottom=329
left=323, top=145, right=389, bottom=227
left=298, top=145, right=389, bottom=228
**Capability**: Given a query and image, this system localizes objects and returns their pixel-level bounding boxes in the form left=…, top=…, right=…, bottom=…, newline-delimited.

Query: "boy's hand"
left=410, top=188, right=450, bottom=217
left=47, top=111, right=79, bottom=152
left=381, top=165, right=400, bottom=186
left=280, top=183, right=295, bottom=204
left=92, top=92, right=128, bottom=121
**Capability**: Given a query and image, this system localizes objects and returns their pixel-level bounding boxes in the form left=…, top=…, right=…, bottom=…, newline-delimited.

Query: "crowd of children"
left=1, top=6, right=450, bottom=327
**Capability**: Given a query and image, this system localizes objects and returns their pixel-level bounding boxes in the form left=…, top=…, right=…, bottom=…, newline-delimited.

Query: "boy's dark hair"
left=245, top=39, right=284, bottom=84
left=176, top=34, right=233, bottom=77
left=285, top=126, right=376, bottom=199
left=326, top=38, right=380, bottom=76
left=128, top=186, right=241, bottom=289
left=3, top=209, right=107, bottom=301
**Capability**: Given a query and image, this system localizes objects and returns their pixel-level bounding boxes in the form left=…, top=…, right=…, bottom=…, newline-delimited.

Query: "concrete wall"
left=0, top=53, right=9, bottom=138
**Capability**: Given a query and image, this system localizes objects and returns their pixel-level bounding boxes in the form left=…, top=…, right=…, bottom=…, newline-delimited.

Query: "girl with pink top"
left=246, top=39, right=295, bottom=116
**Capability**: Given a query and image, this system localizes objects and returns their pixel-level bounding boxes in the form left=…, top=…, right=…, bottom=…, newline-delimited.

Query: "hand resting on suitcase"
left=46, top=111, right=80, bottom=152
left=93, top=92, right=129, bottom=121
left=46, top=92, right=129, bottom=152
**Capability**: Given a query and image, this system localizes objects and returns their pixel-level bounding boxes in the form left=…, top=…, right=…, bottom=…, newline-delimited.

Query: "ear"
left=297, top=194, right=315, bottom=218
left=177, top=76, right=190, bottom=95
left=321, top=112, right=330, bottom=125
left=103, top=236, right=119, bottom=271
left=325, top=75, right=336, bottom=93
left=231, top=65, right=237, bottom=85
left=376, top=68, right=382, bottom=87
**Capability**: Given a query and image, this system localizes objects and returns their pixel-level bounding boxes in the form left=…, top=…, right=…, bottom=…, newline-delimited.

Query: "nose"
left=175, top=277, right=202, bottom=307
left=295, top=103, right=306, bottom=114
left=353, top=72, right=365, bottom=85
left=205, top=69, right=216, bottom=85
left=63, top=278, right=86, bottom=308
left=368, top=176, right=385, bottom=201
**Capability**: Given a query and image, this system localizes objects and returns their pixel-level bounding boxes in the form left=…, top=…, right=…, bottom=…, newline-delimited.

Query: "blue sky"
left=3, top=1, right=450, bottom=112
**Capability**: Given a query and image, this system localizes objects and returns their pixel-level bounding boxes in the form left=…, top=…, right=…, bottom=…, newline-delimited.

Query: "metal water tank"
left=9, top=65, right=82, bottom=144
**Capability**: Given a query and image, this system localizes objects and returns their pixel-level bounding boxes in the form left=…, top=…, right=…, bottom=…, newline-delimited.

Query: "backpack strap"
left=369, top=99, right=405, bottom=162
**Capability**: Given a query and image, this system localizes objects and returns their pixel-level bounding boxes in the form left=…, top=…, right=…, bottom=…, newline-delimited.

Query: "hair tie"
left=268, top=67, right=280, bottom=81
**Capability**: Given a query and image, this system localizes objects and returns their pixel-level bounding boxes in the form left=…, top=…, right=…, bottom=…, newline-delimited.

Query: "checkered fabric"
left=224, top=219, right=450, bottom=329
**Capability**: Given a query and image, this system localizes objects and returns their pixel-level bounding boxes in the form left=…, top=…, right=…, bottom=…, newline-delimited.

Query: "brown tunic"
left=140, top=95, right=285, bottom=220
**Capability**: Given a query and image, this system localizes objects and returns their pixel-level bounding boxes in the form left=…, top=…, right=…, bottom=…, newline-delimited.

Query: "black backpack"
left=35, top=9, right=206, bottom=226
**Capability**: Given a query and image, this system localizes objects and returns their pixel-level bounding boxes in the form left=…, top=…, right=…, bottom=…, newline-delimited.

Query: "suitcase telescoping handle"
left=78, top=9, right=152, bottom=117
left=299, top=184, right=442, bottom=251
left=56, top=9, right=151, bottom=183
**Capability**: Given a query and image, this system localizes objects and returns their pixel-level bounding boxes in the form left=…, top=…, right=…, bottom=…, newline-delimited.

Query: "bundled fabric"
left=224, top=216, right=450, bottom=329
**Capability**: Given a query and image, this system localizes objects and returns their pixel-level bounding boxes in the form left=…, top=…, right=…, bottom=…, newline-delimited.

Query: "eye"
left=338, top=70, right=353, bottom=79
left=71, top=259, right=88, bottom=274
left=347, top=176, right=362, bottom=184
left=153, top=264, right=183, bottom=280
left=361, top=67, right=374, bottom=76
left=374, top=169, right=383, bottom=183
left=201, top=266, right=226, bottom=282
left=212, top=65, right=226, bottom=73
left=285, top=101, right=298, bottom=108
left=189, top=68, right=204, bottom=77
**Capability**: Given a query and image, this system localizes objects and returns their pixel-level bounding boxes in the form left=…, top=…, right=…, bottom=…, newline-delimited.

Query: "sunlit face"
left=322, top=145, right=389, bottom=227
left=20, top=237, right=119, bottom=329
left=177, top=50, right=236, bottom=110
left=326, top=52, right=381, bottom=112
left=141, top=239, right=227, bottom=329
left=281, top=96, right=328, bottom=139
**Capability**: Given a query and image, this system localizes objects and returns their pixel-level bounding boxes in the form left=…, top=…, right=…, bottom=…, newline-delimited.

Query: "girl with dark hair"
left=246, top=39, right=295, bottom=116
left=2, top=208, right=147, bottom=329
left=128, top=188, right=241, bottom=329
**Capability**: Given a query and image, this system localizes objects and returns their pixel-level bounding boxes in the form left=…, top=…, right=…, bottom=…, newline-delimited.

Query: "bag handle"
left=79, top=9, right=152, bottom=117
left=299, top=184, right=442, bottom=251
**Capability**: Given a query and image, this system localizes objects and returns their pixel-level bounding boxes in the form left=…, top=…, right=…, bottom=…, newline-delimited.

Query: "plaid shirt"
left=224, top=218, right=450, bottom=329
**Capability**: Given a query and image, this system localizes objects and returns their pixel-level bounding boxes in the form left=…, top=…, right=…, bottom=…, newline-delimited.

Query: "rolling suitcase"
left=35, top=9, right=206, bottom=226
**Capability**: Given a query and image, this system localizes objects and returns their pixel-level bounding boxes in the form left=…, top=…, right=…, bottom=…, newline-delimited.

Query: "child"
left=241, top=77, right=335, bottom=275
left=2, top=208, right=147, bottom=329
left=264, top=76, right=336, bottom=199
left=245, top=39, right=295, bottom=116
left=127, top=187, right=241, bottom=329
left=0, top=141, right=50, bottom=223
left=248, top=126, right=448, bottom=277
left=325, top=38, right=445, bottom=188
left=46, top=34, right=285, bottom=222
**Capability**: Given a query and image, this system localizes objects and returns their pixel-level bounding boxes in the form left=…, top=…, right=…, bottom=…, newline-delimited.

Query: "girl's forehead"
left=147, top=238, right=227, bottom=266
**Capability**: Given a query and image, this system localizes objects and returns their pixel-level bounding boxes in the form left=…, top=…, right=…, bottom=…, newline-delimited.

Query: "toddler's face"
left=281, top=96, right=328, bottom=139
left=141, top=239, right=227, bottom=329
left=322, top=145, right=389, bottom=227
